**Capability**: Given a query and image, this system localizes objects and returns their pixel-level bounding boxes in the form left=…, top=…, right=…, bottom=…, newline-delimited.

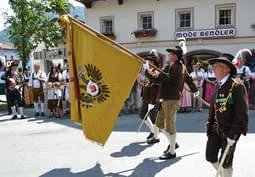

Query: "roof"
left=0, top=43, right=15, bottom=50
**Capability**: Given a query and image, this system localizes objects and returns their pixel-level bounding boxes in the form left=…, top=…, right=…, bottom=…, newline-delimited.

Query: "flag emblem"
left=79, top=64, right=110, bottom=108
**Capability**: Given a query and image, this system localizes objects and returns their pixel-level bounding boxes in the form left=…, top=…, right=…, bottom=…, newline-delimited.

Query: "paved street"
left=0, top=108, right=254, bottom=177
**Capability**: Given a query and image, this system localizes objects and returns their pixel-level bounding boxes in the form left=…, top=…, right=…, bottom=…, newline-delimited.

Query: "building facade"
left=82, top=0, right=255, bottom=70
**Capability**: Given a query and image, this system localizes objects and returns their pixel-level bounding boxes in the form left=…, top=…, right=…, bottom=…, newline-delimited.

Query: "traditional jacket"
left=207, top=76, right=249, bottom=140
left=142, top=80, right=159, bottom=105
left=145, top=61, right=197, bottom=100
left=1, top=70, right=23, bottom=90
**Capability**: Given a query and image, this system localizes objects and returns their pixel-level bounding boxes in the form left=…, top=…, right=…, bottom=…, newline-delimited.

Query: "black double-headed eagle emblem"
left=78, top=64, right=110, bottom=108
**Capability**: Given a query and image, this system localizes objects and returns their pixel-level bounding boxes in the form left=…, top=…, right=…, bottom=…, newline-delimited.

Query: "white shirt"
left=54, top=89, right=62, bottom=99
left=47, top=88, right=55, bottom=100
left=236, top=65, right=251, bottom=81
left=28, top=71, right=47, bottom=88
left=205, top=71, right=216, bottom=78
left=190, top=71, right=205, bottom=87
left=219, top=74, right=230, bottom=86
left=62, top=69, right=69, bottom=86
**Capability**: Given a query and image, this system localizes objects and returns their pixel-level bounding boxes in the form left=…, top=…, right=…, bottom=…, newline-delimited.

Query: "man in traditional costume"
left=1, top=62, right=25, bottom=119
left=206, top=57, right=248, bottom=177
left=28, top=64, right=47, bottom=116
left=139, top=54, right=161, bottom=144
left=145, top=46, right=197, bottom=160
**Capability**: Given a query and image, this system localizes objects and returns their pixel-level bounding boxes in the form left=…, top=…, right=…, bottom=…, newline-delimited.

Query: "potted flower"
left=133, top=28, right=157, bottom=38
left=102, top=32, right=116, bottom=40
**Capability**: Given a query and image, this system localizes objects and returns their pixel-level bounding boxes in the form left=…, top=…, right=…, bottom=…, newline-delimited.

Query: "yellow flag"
left=60, top=15, right=143, bottom=145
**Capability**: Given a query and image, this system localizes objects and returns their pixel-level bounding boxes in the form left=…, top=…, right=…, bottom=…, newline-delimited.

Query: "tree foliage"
left=6, top=0, right=70, bottom=67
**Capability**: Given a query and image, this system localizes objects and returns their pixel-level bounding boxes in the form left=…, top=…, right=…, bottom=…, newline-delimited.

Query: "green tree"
left=6, top=0, right=70, bottom=68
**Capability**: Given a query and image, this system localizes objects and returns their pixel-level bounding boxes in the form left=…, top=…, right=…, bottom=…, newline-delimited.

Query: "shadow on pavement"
left=39, top=163, right=105, bottom=177
left=39, top=152, right=198, bottom=177
left=111, top=141, right=151, bottom=158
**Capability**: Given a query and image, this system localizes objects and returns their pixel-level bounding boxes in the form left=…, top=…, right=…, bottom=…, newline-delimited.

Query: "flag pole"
left=66, top=15, right=163, bottom=73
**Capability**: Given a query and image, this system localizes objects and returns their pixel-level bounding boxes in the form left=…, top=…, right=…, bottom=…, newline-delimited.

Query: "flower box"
left=102, top=33, right=116, bottom=40
left=133, top=28, right=157, bottom=38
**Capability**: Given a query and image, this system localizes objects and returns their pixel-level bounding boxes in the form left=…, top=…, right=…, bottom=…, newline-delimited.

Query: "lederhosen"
left=139, top=72, right=160, bottom=124
left=5, top=70, right=24, bottom=107
left=32, top=72, right=44, bottom=102
left=206, top=77, right=248, bottom=168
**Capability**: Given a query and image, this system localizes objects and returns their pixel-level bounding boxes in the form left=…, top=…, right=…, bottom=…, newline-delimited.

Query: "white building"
left=81, top=0, right=255, bottom=70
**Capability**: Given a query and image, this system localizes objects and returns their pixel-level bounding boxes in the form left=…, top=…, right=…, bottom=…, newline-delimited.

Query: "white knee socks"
left=144, top=117, right=154, bottom=134
left=19, top=107, right=24, bottom=116
left=11, top=106, right=17, bottom=115
left=41, top=103, right=45, bottom=113
left=169, top=134, right=176, bottom=154
left=153, top=125, right=159, bottom=138
left=34, top=103, right=39, bottom=112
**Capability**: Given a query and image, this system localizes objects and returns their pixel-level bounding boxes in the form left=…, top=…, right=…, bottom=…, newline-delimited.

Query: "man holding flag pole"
left=145, top=46, right=198, bottom=160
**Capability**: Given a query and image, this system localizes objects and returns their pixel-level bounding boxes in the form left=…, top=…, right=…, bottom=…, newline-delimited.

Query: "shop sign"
left=175, top=28, right=236, bottom=39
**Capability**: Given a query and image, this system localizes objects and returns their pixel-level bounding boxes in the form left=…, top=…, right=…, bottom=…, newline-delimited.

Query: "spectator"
left=23, top=68, right=33, bottom=105
left=179, top=82, right=192, bottom=113
left=236, top=60, right=252, bottom=96
left=62, top=65, right=70, bottom=114
left=47, top=65, right=62, bottom=84
left=190, top=63, right=205, bottom=112
left=53, top=82, right=63, bottom=119
left=28, top=64, right=47, bottom=117
left=250, top=68, right=255, bottom=110
left=204, top=65, right=216, bottom=102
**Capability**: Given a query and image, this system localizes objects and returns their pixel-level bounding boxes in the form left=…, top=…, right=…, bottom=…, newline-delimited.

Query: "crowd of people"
left=1, top=62, right=70, bottom=120
left=124, top=54, right=255, bottom=115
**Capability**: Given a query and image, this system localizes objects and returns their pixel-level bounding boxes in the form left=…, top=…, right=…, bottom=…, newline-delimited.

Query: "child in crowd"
left=53, top=82, right=63, bottom=119
left=47, top=82, right=55, bottom=118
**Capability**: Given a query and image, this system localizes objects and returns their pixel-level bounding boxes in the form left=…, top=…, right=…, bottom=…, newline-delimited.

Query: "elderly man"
left=206, top=57, right=248, bottom=177
left=29, top=64, right=47, bottom=116
left=145, top=46, right=197, bottom=160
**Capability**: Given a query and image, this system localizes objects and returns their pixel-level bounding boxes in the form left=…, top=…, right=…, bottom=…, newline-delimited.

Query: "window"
left=175, top=8, right=194, bottom=31
left=138, top=11, right=154, bottom=29
left=100, top=16, right=114, bottom=35
left=216, top=4, right=236, bottom=28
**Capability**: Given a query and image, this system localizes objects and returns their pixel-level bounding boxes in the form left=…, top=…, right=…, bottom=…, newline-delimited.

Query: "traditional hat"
left=10, top=61, right=18, bottom=68
left=166, top=46, right=183, bottom=60
left=145, top=55, right=160, bottom=68
left=208, top=57, right=236, bottom=75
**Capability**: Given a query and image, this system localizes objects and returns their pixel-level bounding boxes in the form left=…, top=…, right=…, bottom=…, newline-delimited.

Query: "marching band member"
left=206, top=57, right=248, bottom=177
left=1, top=62, right=25, bottom=119
left=145, top=46, right=197, bottom=160
left=139, top=54, right=160, bottom=144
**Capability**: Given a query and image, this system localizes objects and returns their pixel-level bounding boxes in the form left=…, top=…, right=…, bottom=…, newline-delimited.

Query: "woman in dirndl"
left=204, top=65, right=216, bottom=102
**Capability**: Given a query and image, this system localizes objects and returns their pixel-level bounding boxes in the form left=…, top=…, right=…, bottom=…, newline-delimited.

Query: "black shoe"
left=147, top=137, right=160, bottom=144
left=20, top=115, right=25, bottom=119
left=147, top=133, right=154, bottom=140
left=11, top=115, right=18, bottom=120
left=159, top=152, right=176, bottom=160
left=41, top=112, right=45, bottom=117
left=163, top=143, right=180, bottom=154
left=35, top=112, right=40, bottom=117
